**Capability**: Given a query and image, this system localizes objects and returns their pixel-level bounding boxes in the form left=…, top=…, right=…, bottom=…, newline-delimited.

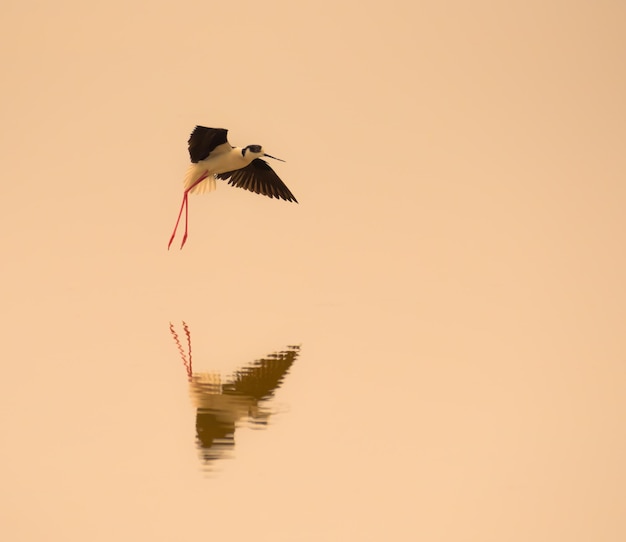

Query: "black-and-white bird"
left=168, top=126, right=297, bottom=249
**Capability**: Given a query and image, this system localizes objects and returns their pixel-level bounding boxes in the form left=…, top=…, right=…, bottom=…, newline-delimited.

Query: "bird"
left=168, top=126, right=297, bottom=249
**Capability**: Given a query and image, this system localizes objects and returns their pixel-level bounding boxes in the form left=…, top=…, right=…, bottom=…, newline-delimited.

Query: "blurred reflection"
left=169, top=322, right=300, bottom=469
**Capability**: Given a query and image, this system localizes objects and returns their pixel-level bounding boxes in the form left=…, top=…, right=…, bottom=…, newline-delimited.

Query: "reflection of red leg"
left=167, top=172, right=209, bottom=250
left=169, top=322, right=192, bottom=380
left=183, top=321, right=193, bottom=375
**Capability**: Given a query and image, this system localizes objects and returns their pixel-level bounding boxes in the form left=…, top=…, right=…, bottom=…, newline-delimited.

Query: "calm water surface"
left=2, top=1, right=625, bottom=540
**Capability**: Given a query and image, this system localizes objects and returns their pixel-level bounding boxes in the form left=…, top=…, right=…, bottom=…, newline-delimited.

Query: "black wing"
left=188, top=126, right=229, bottom=163
left=216, top=159, right=298, bottom=202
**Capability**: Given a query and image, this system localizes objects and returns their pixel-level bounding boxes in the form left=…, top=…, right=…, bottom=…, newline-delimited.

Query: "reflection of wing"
left=195, top=410, right=235, bottom=462
left=216, top=159, right=298, bottom=202
left=223, top=347, right=300, bottom=401
left=170, top=322, right=301, bottom=471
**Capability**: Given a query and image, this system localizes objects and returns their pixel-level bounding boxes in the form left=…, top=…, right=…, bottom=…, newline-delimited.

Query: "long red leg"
left=167, top=193, right=187, bottom=250
left=180, top=192, right=190, bottom=249
left=167, top=172, right=210, bottom=250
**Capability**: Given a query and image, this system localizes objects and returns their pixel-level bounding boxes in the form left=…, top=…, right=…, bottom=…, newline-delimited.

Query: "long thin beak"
left=264, top=153, right=285, bottom=162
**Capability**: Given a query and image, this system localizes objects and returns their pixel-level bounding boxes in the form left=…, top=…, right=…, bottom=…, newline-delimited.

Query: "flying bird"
left=168, top=126, right=297, bottom=249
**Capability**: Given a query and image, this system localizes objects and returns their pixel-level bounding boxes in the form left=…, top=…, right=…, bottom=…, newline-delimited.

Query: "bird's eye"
left=248, top=145, right=262, bottom=153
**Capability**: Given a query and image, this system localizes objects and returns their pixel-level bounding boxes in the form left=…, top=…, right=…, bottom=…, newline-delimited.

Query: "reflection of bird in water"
left=169, top=322, right=300, bottom=468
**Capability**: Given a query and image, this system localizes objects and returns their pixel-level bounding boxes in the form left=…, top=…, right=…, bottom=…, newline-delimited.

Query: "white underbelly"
left=183, top=152, right=247, bottom=194
left=204, top=151, right=246, bottom=175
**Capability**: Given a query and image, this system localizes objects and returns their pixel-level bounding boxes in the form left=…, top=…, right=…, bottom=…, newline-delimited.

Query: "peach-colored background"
left=2, top=1, right=625, bottom=540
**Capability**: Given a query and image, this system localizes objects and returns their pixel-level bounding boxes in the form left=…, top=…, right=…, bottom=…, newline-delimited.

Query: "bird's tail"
left=184, top=164, right=216, bottom=194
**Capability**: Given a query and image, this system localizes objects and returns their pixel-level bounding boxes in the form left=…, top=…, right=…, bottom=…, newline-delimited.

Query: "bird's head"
left=241, top=144, right=285, bottom=163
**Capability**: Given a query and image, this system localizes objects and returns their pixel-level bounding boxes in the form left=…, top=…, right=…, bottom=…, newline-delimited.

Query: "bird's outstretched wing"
left=188, top=126, right=230, bottom=163
left=216, top=159, right=298, bottom=202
